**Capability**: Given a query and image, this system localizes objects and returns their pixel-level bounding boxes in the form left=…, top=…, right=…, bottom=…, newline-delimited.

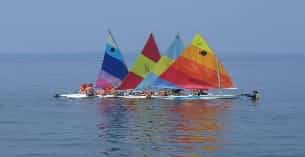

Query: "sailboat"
left=56, top=31, right=128, bottom=99
left=96, top=31, right=128, bottom=89
left=95, top=30, right=129, bottom=97
left=157, top=33, right=238, bottom=100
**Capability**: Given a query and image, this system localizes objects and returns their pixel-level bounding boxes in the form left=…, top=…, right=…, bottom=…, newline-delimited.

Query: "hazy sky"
left=0, top=0, right=304, bottom=54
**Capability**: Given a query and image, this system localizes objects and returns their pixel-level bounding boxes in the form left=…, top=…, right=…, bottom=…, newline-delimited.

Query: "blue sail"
left=96, top=31, right=128, bottom=89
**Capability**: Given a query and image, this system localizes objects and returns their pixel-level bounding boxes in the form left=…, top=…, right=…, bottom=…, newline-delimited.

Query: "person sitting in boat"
left=172, top=89, right=182, bottom=96
left=103, top=87, right=112, bottom=95
left=85, top=83, right=95, bottom=96
left=159, top=90, right=168, bottom=96
left=95, top=88, right=104, bottom=96
left=145, top=91, right=153, bottom=99
left=199, top=89, right=208, bottom=95
left=192, top=89, right=199, bottom=96
left=110, top=87, right=116, bottom=95
left=138, top=91, right=146, bottom=96
left=242, top=90, right=260, bottom=101
left=251, top=90, right=260, bottom=101
left=79, top=84, right=87, bottom=94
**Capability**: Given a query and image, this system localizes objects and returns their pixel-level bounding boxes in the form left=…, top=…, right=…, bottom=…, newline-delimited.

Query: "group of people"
left=241, top=90, right=260, bottom=101
left=77, top=83, right=260, bottom=101
left=79, top=83, right=95, bottom=96
left=78, top=83, right=260, bottom=101
left=79, top=83, right=117, bottom=96
left=79, top=83, right=211, bottom=97
left=119, top=89, right=207, bottom=97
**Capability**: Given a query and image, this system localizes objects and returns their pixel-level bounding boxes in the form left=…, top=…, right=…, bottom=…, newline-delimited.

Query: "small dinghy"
left=55, top=30, right=129, bottom=99
left=149, top=34, right=238, bottom=100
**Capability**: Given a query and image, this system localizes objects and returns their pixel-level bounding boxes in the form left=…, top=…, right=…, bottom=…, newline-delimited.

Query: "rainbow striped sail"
left=136, top=34, right=184, bottom=89
left=159, top=33, right=235, bottom=89
left=95, top=31, right=128, bottom=89
left=119, top=33, right=161, bottom=90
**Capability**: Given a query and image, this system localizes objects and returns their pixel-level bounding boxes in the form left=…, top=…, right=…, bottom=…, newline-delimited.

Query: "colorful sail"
left=95, top=31, right=128, bottom=89
left=118, top=33, right=161, bottom=90
left=159, top=33, right=235, bottom=89
left=136, top=34, right=184, bottom=89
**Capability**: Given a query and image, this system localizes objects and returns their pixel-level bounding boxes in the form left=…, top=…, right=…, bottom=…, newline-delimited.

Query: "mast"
left=107, top=29, right=128, bottom=68
left=216, top=57, right=221, bottom=89
left=107, top=29, right=117, bottom=47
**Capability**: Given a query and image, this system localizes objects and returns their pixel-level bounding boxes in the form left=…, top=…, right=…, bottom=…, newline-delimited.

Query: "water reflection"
left=98, top=99, right=233, bottom=157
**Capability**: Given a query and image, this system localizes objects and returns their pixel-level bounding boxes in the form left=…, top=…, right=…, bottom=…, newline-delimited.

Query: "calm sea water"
left=0, top=52, right=304, bottom=157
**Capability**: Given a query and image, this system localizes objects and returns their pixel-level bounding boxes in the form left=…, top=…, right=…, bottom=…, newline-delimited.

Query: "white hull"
left=199, top=94, right=238, bottom=100
left=117, top=95, right=147, bottom=99
left=56, top=93, right=238, bottom=100
left=156, top=95, right=194, bottom=100
left=57, top=93, right=97, bottom=99
left=97, top=95, right=116, bottom=98
left=156, top=94, right=238, bottom=100
left=57, top=93, right=116, bottom=99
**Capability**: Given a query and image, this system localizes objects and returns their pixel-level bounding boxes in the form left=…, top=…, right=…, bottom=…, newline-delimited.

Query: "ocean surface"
left=0, top=52, right=304, bottom=157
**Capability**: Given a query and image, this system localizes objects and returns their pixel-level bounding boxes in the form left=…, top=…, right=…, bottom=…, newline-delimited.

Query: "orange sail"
left=160, top=34, right=235, bottom=89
